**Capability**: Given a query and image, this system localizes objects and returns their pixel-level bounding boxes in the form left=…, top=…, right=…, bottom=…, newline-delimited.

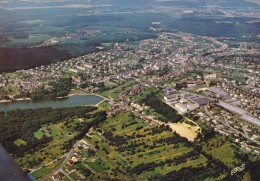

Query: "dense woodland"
left=30, top=78, right=72, bottom=100
left=62, top=110, right=107, bottom=152
left=0, top=106, right=102, bottom=156
left=138, top=91, right=183, bottom=123
left=0, top=47, right=71, bottom=73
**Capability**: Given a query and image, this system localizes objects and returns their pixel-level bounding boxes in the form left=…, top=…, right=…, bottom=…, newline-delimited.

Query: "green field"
left=14, top=139, right=27, bottom=146
left=86, top=160, right=110, bottom=172
left=75, top=112, right=230, bottom=180
left=97, top=101, right=110, bottom=110
left=31, top=158, right=64, bottom=180
left=17, top=117, right=89, bottom=170
left=69, top=171, right=80, bottom=180
left=3, top=86, right=19, bottom=94
left=202, top=135, right=247, bottom=169
left=100, top=79, right=137, bottom=101
left=34, top=130, right=44, bottom=139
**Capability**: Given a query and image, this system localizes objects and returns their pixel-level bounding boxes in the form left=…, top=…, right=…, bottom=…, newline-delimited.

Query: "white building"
left=205, top=73, right=217, bottom=79
left=164, top=94, right=178, bottom=102
left=187, top=103, right=199, bottom=111
left=180, top=98, right=188, bottom=104
left=175, top=103, right=188, bottom=114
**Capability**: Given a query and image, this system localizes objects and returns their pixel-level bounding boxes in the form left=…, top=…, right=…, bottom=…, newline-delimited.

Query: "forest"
left=1, top=0, right=260, bottom=73
left=0, top=106, right=98, bottom=156
left=30, top=78, right=72, bottom=100
left=0, top=47, right=71, bottom=73
left=138, top=91, right=183, bottom=123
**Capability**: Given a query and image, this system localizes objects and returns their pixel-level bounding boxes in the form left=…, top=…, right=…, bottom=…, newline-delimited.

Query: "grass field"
left=100, top=79, right=137, bottom=101
left=86, top=160, right=110, bottom=172
left=202, top=135, right=246, bottom=168
left=24, top=109, right=251, bottom=180
left=14, top=139, right=27, bottom=146
left=3, top=86, right=19, bottom=93
left=77, top=112, right=227, bottom=180
left=98, top=101, right=110, bottom=110
left=17, top=119, right=81, bottom=170
left=34, top=130, right=44, bottom=139
left=31, top=158, right=64, bottom=180
left=69, top=171, right=80, bottom=180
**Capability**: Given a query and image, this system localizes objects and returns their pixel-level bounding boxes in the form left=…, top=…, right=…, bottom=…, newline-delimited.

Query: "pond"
left=0, top=95, right=104, bottom=112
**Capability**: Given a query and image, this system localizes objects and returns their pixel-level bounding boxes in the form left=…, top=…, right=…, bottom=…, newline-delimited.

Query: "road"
left=30, top=140, right=80, bottom=180
left=218, top=101, right=260, bottom=126
left=29, top=155, right=66, bottom=174
left=90, top=93, right=112, bottom=102
left=59, top=169, right=73, bottom=181
left=52, top=140, right=81, bottom=180
left=242, top=126, right=249, bottom=138
left=180, top=90, right=260, bottom=127
left=204, top=107, right=260, bottom=146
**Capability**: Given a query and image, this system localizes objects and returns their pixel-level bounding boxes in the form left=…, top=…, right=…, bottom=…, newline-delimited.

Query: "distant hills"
left=0, top=0, right=260, bottom=72
left=0, top=47, right=71, bottom=73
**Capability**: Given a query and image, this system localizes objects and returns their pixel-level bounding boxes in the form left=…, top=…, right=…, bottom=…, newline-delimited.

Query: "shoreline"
left=0, top=93, right=105, bottom=104
left=55, top=93, right=104, bottom=99
left=0, top=98, right=32, bottom=103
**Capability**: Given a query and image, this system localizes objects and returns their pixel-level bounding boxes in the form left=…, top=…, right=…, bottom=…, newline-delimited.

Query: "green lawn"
left=69, top=171, right=80, bottom=180
left=202, top=135, right=245, bottom=168
left=14, top=139, right=27, bottom=146
left=48, top=123, right=65, bottom=139
left=129, top=146, right=193, bottom=167
left=34, top=130, right=44, bottom=139
left=101, top=43, right=113, bottom=49
left=86, top=160, right=110, bottom=172
left=82, top=111, right=214, bottom=179
left=76, top=110, right=248, bottom=180
left=100, top=80, right=137, bottom=101
left=98, top=101, right=110, bottom=110
left=138, top=154, right=208, bottom=179
left=81, top=151, right=89, bottom=158
left=31, top=159, right=64, bottom=179
left=16, top=120, right=80, bottom=169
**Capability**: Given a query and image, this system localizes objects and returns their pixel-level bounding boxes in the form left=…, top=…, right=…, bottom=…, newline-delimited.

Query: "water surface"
left=0, top=95, right=104, bottom=112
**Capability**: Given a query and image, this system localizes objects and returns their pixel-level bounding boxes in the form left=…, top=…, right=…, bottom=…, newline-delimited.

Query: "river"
left=0, top=95, right=104, bottom=112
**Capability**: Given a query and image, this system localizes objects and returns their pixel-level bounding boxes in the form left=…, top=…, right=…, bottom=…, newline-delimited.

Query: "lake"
left=0, top=95, right=104, bottom=112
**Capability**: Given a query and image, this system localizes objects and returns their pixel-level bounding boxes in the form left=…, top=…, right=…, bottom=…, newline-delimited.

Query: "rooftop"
left=192, top=97, right=213, bottom=105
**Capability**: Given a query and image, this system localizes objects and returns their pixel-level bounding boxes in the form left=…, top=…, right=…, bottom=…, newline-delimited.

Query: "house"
left=204, top=73, right=217, bottom=79
left=83, top=63, right=94, bottom=69
left=72, top=77, right=81, bottom=83
left=68, top=68, right=78, bottom=73
left=65, top=164, right=74, bottom=173
left=52, top=172, right=64, bottom=180
left=67, top=159, right=76, bottom=166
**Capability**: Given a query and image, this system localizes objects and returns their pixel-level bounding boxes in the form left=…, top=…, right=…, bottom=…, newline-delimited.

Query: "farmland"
left=69, top=112, right=248, bottom=180
left=16, top=116, right=89, bottom=169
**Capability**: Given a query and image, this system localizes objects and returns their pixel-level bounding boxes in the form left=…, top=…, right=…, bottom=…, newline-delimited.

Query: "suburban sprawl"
left=0, top=29, right=259, bottom=180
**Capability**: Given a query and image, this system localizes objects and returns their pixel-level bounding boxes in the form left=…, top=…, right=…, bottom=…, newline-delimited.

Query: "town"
left=0, top=31, right=259, bottom=180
